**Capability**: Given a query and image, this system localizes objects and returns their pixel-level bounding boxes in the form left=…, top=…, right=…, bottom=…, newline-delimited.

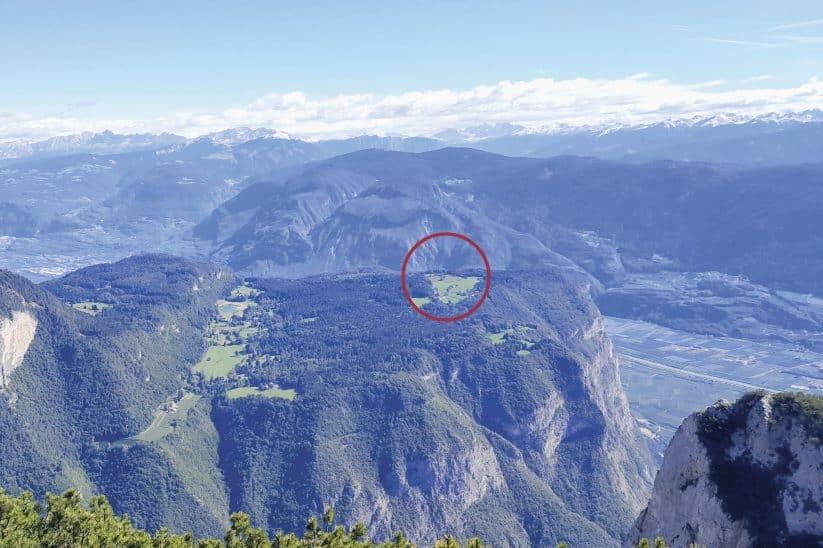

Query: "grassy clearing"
left=230, top=285, right=262, bottom=299
left=488, top=326, right=536, bottom=356
left=216, top=299, right=255, bottom=320
left=193, top=345, right=246, bottom=380
left=207, top=322, right=260, bottom=345
left=192, top=286, right=264, bottom=380
left=426, top=274, right=481, bottom=305
left=135, top=393, right=201, bottom=442
left=488, top=328, right=516, bottom=344
left=411, top=297, right=431, bottom=307
left=206, top=321, right=231, bottom=345
left=238, top=325, right=260, bottom=338
left=71, top=301, right=111, bottom=315
left=488, top=325, right=534, bottom=344
left=226, top=386, right=296, bottom=400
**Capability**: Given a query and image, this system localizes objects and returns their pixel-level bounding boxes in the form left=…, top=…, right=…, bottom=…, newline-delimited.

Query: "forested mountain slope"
left=196, top=148, right=823, bottom=295
left=210, top=269, right=652, bottom=545
left=0, top=255, right=234, bottom=534
left=0, top=256, right=652, bottom=545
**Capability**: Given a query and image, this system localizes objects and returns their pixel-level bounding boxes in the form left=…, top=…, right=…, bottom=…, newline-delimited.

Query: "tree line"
left=0, top=487, right=671, bottom=547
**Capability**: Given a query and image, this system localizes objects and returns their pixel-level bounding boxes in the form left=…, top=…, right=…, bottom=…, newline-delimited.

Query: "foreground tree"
left=0, top=488, right=493, bottom=547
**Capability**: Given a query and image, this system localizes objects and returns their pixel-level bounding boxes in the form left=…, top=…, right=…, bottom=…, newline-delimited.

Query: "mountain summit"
left=629, top=391, right=823, bottom=547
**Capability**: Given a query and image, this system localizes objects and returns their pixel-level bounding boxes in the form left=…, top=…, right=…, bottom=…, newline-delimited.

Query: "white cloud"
left=742, top=74, right=775, bottom=82
left=2, top=75, right=823, bottom=142
left=771, top=18, right=823, bottom=31
left=769, top=34, right=823, bottom=45
left=708, top=38, right=782, bottom=48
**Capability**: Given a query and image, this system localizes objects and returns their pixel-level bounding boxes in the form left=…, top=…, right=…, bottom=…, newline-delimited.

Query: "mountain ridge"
left=5, top=108, right=823, bottom=164
left=190, top=148, right=823, bottom=297
left=0, top=255, right=653, bottom=545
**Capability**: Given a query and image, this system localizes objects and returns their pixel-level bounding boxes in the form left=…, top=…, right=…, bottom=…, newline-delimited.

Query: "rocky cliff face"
left=0, top=311, right=37, bottom=388
left=628, top=392, right=823, bottom=547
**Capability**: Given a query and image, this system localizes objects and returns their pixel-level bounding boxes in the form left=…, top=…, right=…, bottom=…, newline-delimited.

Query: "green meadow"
left=226, top=386, right=297, bottom=400
left=135, top=393, right=202, bottom=442
left=193, top=344, right=246, bottom=380
left=71, top=301, right=111, bottom=315
left=426, top=274, right=481, bottom=305
left=488, top=326, right=536, bottom=357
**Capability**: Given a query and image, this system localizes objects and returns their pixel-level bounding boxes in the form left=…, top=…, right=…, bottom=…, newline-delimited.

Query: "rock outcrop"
left=0, top=311, right=36, bottom=387
left=628, top=391, right=823, bottom=547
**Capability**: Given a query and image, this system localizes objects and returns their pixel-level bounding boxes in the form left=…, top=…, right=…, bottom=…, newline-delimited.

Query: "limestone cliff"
left=0, top=310, right=36, bottom=387
left=628, top=392, right=823, bottom=547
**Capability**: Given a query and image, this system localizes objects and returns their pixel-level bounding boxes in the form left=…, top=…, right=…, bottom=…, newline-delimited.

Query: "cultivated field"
left=608, top=316, right=823, bottom=458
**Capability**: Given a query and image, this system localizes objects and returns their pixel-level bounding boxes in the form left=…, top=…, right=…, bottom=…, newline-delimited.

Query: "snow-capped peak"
left=0, top=131, right=185, bottom=161
left=434, top=123, right=527, bottom=143
left=202, top=127, right=293, bottom=146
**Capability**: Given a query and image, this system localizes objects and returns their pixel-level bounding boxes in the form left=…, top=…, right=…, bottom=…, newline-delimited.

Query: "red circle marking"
left=400, top=231, right=491, bottom=322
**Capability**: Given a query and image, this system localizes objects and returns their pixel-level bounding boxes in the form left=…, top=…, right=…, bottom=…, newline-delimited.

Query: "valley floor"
left=610, top=316, right=823, bottom=459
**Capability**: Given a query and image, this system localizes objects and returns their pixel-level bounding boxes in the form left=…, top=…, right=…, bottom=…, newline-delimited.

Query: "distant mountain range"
left=0, top=130, right=186, bottom=161
left=461, top=111, right=823, bottom=165
left=0, top=128, right=440, bottom=163
left=192, top=148, right=823, bottom=297
left=3, top=141, right=822, bottom=299
left=4, top=108, right=823, bottom=165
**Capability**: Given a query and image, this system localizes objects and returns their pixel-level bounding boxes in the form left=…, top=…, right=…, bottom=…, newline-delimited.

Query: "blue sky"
left=2, top=1, right=823, bottom=139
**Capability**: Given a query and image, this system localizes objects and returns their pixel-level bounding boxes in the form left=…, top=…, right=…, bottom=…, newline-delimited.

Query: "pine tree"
left=434, top=534, right=460, bottom=548
left=349, top=522, right=367, bottom=542
left=322, top=507, right=334, bottom=529
left=0, top=487, right=503, bottom=548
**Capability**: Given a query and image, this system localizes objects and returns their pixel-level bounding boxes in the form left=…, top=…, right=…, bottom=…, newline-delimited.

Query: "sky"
left=2, top=1, right=823, bottom=140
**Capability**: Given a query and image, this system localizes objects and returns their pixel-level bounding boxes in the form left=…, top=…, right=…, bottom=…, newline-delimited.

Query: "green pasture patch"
left=230, top=285, right=262, bottom=299
left=135, top=393, right=201, bottom=442
left=226, top=385, right=296, bottom=400
left=193, top=344, right=246, bottom=380
left=71, top=301, right=111, bottom=315
left=411, top=297, right=431, bottom=307
left=426, top=274, right=481, bottom=305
